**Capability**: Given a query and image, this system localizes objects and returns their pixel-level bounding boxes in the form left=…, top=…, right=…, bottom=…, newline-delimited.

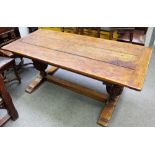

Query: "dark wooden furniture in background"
left=0, top=74, right=18, bottom=126
left=62, top=27, right=100, bottom=38
left=109, top=27, right=135, bottom=42
left=78, top=27, right=101, bottom=38
left=0, top=27, right=22, bottom=66
left=0, top=27, right=20, bottom=47
left=61, top=27, right=80, bottom=34
left=61, top=27, right=101, bottom=38
left=0, top=28, right=20, bottom=126
left=61, top=27, right=147, bottom=45
left=132, top=30, right=146, bottom=45
left=2, top=29, right=152, bottom=126
left=0, top=56, right=21, bottom=83
left=28, top=27, right=38, bottom=33
left=0, top=27, right=33, bottom=69
left=109, top=27, right=147, bottom=45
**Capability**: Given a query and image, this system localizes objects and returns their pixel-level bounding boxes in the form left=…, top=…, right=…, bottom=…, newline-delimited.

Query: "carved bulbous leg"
left=33, top=60, right=48, bottom=76
left=25, top=60, right=48, bottom=93
left=106, top=84, right=124, bottom=101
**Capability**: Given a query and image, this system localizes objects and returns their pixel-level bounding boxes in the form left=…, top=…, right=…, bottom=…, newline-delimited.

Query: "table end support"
left=97, top=84, right=123, bottom=127
left=25, top=60, right=48, bottom=94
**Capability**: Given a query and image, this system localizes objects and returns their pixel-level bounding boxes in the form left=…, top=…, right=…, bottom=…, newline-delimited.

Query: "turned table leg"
left=97, top=83, right=124, bottom=127
left=25, top=60, right=48, bottom=93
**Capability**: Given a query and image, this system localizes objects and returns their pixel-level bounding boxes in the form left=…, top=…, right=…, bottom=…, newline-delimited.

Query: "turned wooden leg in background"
left=13, top=60, right=21, bottom=83
left=97, top=83, right=124, bottom=127
left=25, top=60, right=48, bottom=93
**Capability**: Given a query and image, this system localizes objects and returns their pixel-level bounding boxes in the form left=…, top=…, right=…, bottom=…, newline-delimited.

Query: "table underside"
left=25, top=60, right=124, bottom=127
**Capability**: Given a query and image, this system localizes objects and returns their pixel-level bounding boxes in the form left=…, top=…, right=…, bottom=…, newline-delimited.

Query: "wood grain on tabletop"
left=2, top=29, right=152, bottom=91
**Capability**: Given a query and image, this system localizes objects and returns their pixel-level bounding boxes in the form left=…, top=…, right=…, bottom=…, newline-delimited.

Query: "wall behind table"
left=18, top=27, right=29, bottom=37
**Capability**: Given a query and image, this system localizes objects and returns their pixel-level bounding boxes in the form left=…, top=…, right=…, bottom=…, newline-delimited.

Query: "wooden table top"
left=2, top=29, right=152, bottom=91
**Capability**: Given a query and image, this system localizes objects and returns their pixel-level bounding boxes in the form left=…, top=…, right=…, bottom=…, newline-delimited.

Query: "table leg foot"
left=25, top=74, right=44, bottom=93
left=97, top=96, right=120, bottom=127
left=97, top=83, right=123, bottom=127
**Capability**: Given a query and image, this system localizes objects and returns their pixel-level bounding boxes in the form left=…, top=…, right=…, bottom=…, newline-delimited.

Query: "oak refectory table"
left=1, top=29, right=152, bottom=126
